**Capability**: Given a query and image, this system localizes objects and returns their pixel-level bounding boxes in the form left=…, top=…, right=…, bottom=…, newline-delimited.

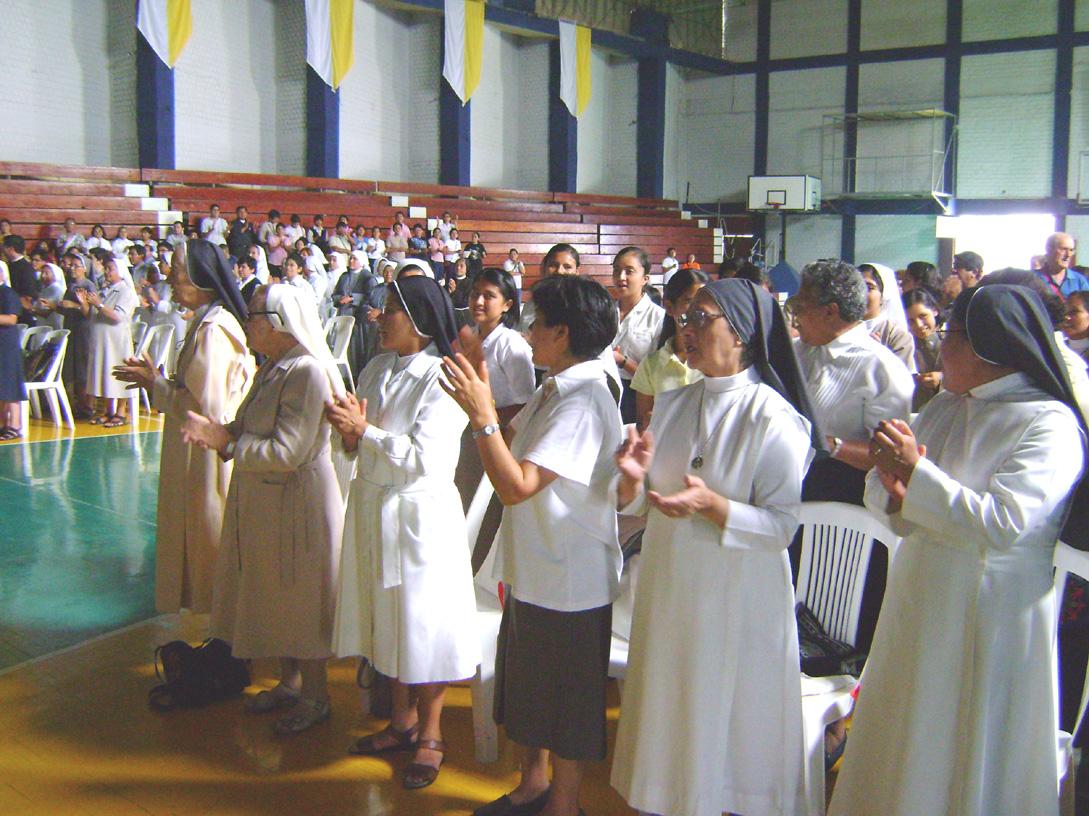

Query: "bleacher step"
left=123, top=183, right=151, bottom=198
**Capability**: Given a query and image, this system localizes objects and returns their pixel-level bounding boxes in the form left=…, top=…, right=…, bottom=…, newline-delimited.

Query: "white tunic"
left=830, top=372, right=1085, bottom=816
left=611, top=367, right=810, bottom=816
left=480, top=324, right=535, bottom=409
left=85, top=281, right=138, bottom=399
left=333, top=345, right=480, bottom=683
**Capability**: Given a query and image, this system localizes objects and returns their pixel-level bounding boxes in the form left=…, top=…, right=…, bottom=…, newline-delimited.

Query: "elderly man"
left=792, top=259, right=914, bottom=503
left=1037, top=232, right=1087, bottom=299
left=953, top=250, right=984, bottom=288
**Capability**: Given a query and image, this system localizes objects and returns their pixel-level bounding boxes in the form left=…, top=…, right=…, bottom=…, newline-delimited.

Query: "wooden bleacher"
left=0, top=162, right=735, bottom=287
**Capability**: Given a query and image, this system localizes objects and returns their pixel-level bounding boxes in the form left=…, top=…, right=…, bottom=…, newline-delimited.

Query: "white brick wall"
left=860, top=0, right=946, bottom=50
left=339, top=2, right=440, bottom=183
left=577, top=51, right=637, bottom=196
left=1079, top=0, right=1089, bottom=32
left=856, top=59, right=946, bottom=194
left=470, top=25, right=548, bottom=190
left=855, top=215, right=938, bottom=267
left=0, top=0, right=138, bottom=166
left=1069, top=47, right=1089, bottom=199
left=770, top=0, right=847, bottom=60
left=1067, top=215, right=1089, bottom=259
left=768, top=67, right=846, bottom=193
left=175, top=0, right=306, bottom=174
left=958, top=51, right=1056, bottom=198
left=680, top=73, right=756, bottom=202
left=780, top=213, right=842, bottom=270
left=963, top=0, right=1057, bottom=42
left=663, top=63, right=686, bottom=201
left=725, top=0, right=758, bottom=64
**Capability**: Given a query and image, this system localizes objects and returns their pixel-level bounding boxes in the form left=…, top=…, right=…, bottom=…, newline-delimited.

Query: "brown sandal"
left=347, top=722, right=418, bottom=755
left=403, top=739, right=445, bottom=790
left=102, top=414, right=127, bottom=428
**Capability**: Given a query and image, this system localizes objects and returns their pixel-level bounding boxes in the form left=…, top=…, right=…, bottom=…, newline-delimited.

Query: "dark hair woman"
left=612, top=246, right=665, bottom=424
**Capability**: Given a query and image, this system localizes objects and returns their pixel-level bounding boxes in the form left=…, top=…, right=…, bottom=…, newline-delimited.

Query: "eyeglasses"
left=678, top=309, right=726, bottom=330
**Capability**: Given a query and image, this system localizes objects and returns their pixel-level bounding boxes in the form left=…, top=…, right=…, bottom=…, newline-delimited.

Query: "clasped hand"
left=181, top=411, right=230, bottom=453
left=324, top=393, right=369, bottom=445
left=869, top=418, right=927, bottom=510
left=113, top=351, right=158, bottom=391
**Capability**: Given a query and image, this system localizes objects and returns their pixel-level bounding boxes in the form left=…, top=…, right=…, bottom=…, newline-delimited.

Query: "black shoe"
left=473, top=788, right=550, bottom=816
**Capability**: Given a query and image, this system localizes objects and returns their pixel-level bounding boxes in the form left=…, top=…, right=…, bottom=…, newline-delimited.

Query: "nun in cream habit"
left=830, top=285, right=1087, bottom=816
left=611, top=279, right=820, bottom=816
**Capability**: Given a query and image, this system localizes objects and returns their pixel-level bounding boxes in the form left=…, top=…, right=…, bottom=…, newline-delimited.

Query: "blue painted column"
left=753, top=0, right=772, bottom=253
left=306, top=67, right=339, bottom=178
left=1052, top=0, right=1075, bottom=228
left=840, top=0, right=861, bottom=262
left=439, top=22, right=472, bottom=187
left=548, top=40, right=578, bottom=193
left=943, top=0, right=962, bottom=212
left=633, top=8, right=668, bottom=199
left=136, top=31, right=175, bottom=169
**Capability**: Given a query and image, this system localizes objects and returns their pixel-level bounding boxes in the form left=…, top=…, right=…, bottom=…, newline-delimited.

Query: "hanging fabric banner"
left=558, top=19, right=592, bottom=117
left=442, top=0, right=485, bottom=104
left=305, top=0, right=355, bottom=89
left=137, top=0, right=192, bottom=67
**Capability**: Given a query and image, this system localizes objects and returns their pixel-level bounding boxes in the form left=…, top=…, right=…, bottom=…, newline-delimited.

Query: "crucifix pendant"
left=690, top=454, right=704, bottom=469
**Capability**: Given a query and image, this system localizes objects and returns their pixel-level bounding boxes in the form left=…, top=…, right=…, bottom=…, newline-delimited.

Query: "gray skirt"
left=493, top=595, right=612, bottom=761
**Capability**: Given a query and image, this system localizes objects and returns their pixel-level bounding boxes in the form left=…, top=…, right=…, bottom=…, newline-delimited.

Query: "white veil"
left=264, top=283, right=345, bottom=396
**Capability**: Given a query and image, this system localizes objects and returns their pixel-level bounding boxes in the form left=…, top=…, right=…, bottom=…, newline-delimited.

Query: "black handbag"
left=148, top=638, right=250, bottom=711
left=796, top=602, right=867, bottom=678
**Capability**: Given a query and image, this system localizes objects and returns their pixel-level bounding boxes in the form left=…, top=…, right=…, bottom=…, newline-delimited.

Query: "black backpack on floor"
left=148, top=638, right=250, bottom=711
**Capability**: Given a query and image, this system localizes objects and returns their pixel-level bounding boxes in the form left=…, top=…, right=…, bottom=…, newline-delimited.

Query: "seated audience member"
left=248, top=244, right=271, bottom=285
left=258, top=209, right=281, bottom=247
left=56, top=217, right=86, bottom=255
left=308, top=214, right=330, bottom=254
left=447, top=258, right=471, bottom=311
left=237, top=255, right=261, bottom=305
left=280, top=253, right=309, bottom=292
left=680, top=253, right=700, bottom=271
left=329, top=275, right=479, bottom=790
left=830, top=284, right=1087, bottom=816
left=366, top=226, right=386, bottom=272
left=85, top=224, right=110, bottom=252
left=903, top=288, right=943, bottom=411
left=612, top=247, right=666, bottom=425
left=858, top=263, right=915, bottom=369
left=328, top=218, right=354, bottom=255
left=441, top=275, right=622, bottom=816
left=953, top=250, right=984, bottom=288
left=1036, top=232, right=1087, bottom=299
left=1064, top=290, right=1089, bottom=363
left=463, top=232, right=487, bottom=278
left=80, top=257, right=139, bottom=427
left=408, top=224, right=428, bottom=259
left=200, top=205, right=229, bottom=248
left=140, top=227, right=158, bottom=255
left=227, top=206, right=257, bottom=260
left=792, top=259, right=913, bottom=504
left=111, top=226, right=134, bottom=259
left=283, top=214, right=305, bottom=247
left=660, top=247, right=679, bottom=284
left=630, top=267, right=708, bottom=429
left=182, top=283, right=342, bottom=735
left=166, top=220, right=187, bottom=250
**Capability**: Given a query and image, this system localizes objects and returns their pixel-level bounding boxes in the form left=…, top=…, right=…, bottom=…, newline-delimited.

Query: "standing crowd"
left=3, top=209, right=1088, bottom=816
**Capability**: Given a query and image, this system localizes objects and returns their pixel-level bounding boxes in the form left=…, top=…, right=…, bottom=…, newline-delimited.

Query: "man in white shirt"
left=792, top=259, right=914, bottom=504
left=258, top=209, right=281, bottom=247
left=56, top=218, right=85, bottom=255
left=661, top=247, right=679, bottom=284
left=437, top=211, right=457, bottom=242
left=283, top=214, right=305, bottom=246
left=165, top=221, right=187, bottom=249
left=199, top=205, right=228, bottom=247
left=328, top=219, right=353, bottom=255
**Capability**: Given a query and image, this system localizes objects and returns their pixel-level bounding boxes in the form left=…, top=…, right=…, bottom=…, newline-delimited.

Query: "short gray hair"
left=801, top=260, right=867, bottom=323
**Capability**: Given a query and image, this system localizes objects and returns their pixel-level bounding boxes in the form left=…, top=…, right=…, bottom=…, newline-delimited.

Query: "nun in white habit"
left=327, top=274, right=478, bottom=791
left=182, top=283, right=345, bottom=735
left=611, top=279, right=818, bottom=816
left=859, top=261, right=915, bottom=370
left=830, top=284, right=1087, bottom=816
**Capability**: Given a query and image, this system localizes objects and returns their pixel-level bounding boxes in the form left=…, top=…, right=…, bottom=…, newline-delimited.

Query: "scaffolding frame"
left=821, top=109, right=957, bottom=214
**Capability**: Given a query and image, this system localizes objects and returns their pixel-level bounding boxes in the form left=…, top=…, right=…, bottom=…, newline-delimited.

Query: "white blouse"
left=480, top=323, right=535, bottom=409
left=615, top=294, right=666, bottom=381
left=795, top=322, right=914, bottom=440
left=494, top=358, right=623, bottom=612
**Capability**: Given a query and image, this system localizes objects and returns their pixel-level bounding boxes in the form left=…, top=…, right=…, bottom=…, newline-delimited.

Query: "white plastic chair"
left=20, top=329, right=73, bottom=430
left=324, top=315, right=355, bottom=385
left=1053, top=541, right=1089, bottom=809
left=20, top=325, right=51, bottom=353
left=795, top=501, right=899, bottom=816
left=129, top=323, right=175, bottom=421
left=130, top=318, right=148, bottom=353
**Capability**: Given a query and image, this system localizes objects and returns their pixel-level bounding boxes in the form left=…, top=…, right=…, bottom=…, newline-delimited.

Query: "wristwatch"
left=472, top=423, right=501, bottom=440
left=830, top=436, right=843, bottom=458
left=220, top=439, right=237, bottom=461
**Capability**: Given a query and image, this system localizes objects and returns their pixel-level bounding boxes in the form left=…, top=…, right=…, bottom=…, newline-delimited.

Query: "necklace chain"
left=691, top=384, right=731, bottom=470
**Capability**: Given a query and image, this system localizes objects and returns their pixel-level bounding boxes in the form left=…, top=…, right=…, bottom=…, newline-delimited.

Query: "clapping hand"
left=615, top=426, right=654, bottom=484
left=870, top=419, right=927, bottom=513
left=113, top=351, right=158, bottom=391
left=439, top=352, right=498, bottom=430
left=325, top=393, right=368, bottom=446
left=181, top=411, right=231, bottom=453
left=647, top=474, right=710, bottom=519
